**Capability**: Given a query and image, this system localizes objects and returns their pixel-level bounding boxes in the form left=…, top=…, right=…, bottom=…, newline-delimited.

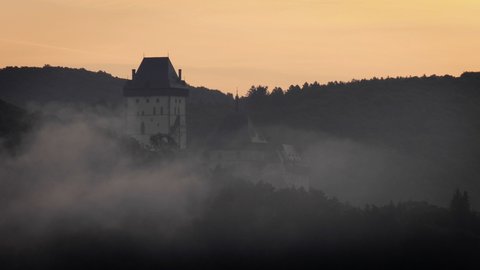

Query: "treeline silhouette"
left=2, top=67, right=479, bottom=155
left=0, top=65, right=124, bottom=105
left=245, top=74, right=480, bottom=151
left=1, top=68, right=480, bottom=206
left=0, top=99, right=35, bottom=151
left=1, top=169, right=478, bottom=269
left=0, top=66, right=233, bottom=148
left=0, top=65, right=232, bottom=107
left=244, top=73, right=480, bottom=207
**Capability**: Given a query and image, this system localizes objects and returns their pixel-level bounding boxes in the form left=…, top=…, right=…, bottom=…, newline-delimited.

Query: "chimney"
left=178, top=69, right=182, bottom=81
left=131, top=69, right=136, bottom=80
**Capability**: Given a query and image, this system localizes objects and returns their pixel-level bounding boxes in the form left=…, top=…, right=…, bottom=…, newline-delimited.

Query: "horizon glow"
left=1, top=0, right=479, bottom=94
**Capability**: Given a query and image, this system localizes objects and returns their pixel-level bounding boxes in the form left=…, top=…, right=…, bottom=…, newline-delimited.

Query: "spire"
left=235, top=88, right=239, bottom=112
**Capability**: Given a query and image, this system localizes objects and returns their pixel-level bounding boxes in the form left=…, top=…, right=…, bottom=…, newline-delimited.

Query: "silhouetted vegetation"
left=246, top=74, right=480, bottom=154
left=0, top=65, right=125, bottom=106
left=245, top=73, right=480, bottom=207
left=0, top=66, right=234, bottom=148
left=450, top=188, right=474, bottom=228
left=1, top=170, right=479, bottom=269
left=0, top=99, right=35, bottom=152
left=1, top=67, right=480, bottom=268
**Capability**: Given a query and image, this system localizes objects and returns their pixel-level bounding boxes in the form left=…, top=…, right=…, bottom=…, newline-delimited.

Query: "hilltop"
left=1, top=66, right=480, bottom=206
left=0, top=65, right=232, bottom=106
left=0, top=65, right=234, bottom=147
left=244, top=73, right=480, bottom=207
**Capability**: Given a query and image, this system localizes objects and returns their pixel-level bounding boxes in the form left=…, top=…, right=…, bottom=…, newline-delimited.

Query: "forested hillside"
left=244, top=73, right=480, bottom=207
left=245, top=73, right=480, bottom=164
left=0, top=66, right=125, bottom=105
left=0, top=65, right=232, bottom=107
left=0, top=99, right=33, bottom=151
left=1, top=67, right=480, bottom=268
left=0, top=65, right=234, bottom=147
left=1, top=66, right=479, bottom=205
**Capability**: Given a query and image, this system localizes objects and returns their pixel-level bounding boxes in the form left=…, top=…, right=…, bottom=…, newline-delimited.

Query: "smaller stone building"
left=206, top=96, right=310, bottom=189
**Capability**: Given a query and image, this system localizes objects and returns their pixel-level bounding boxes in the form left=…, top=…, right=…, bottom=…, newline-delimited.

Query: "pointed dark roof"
left=123, top=57, right=189, bottom=97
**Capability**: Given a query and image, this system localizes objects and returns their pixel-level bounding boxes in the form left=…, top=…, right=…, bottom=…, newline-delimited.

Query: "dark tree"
left=246, top=85, right=269, bottom=99
left=270, top=86, right=284, bottom=97
left=450, top=188, right=472, bottom=227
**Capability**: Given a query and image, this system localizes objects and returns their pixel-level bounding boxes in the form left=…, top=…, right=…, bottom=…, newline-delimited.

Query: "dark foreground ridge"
left=1, top=67, right=480, bottom=269
left=1, top=173, right=479, bottom=269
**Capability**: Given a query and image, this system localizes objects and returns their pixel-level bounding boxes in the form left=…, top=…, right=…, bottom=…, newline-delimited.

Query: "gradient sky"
left=1, top=0, right=479, bottom=94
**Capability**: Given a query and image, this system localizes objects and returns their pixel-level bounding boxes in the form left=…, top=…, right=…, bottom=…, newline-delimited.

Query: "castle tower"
left=123, top=57, right=189, bottom=149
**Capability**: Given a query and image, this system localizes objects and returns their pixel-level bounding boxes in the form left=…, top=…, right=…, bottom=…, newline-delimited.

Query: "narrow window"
left=160, top=107, right=163, bottom=115
left=146, top=98, right=149, bottom=103
left=140, top=122, right=145, bottom=135
left=156, top=98, right=159, bottom=103
left=153, top=107, right=156, bottom=115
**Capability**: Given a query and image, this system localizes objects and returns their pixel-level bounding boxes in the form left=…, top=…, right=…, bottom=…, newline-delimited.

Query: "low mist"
left=0, top=104, right=209, bottom=249
left=1, top=104, right=479, bottom=268
left=262, top=125, right=477, bottom=209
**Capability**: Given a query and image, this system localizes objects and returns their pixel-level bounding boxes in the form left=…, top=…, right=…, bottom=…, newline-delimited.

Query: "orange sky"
left=1, top=0, right=479, bottom=94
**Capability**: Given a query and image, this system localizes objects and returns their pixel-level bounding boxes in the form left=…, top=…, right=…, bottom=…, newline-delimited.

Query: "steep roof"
left=123, top=57, right=189, bottom=97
